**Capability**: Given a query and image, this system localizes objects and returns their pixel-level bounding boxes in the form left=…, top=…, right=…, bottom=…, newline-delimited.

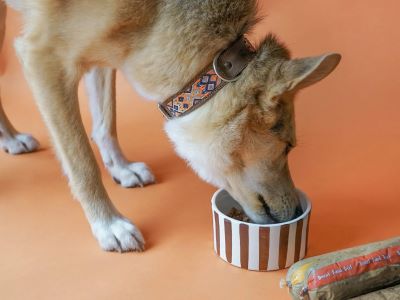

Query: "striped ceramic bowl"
left=211, top=189, right=311, bottom=271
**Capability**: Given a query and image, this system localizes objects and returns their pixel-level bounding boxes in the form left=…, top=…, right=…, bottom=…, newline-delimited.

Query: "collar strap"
left=158, top=36, right=255, bottom=119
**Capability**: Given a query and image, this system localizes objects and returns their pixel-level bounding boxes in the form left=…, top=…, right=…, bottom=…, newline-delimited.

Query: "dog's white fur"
left=0, top=0, right=340, bottom=252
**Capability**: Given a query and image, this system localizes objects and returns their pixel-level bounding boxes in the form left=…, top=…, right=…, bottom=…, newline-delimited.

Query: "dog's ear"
left=270, top=53, right=341, bottom=98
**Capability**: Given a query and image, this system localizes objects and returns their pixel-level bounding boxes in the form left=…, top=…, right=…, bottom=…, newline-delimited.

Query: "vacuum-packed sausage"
left=282, top=237, right=400, bottom=300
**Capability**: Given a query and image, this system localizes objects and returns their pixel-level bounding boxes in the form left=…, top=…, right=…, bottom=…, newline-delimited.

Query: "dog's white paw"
left=110, top=162, right=155, bottom=188
left=91, top=216, right=145, bottom=252
left=0, top=133, right=39, bottom=155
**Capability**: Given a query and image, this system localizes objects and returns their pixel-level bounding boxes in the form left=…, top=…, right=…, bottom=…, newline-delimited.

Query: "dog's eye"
left=271, top=120, right=284, bottom=133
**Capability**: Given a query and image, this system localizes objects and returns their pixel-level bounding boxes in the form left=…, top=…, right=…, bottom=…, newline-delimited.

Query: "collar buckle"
left=213, top=36, right=255, bottom=82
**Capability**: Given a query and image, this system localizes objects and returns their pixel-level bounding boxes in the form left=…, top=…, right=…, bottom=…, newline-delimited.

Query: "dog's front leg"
left=15, top=41, right=144, bottom=252
left=85, top=67, right=155, bottom=188
left=0, top=2, right=38, bottom=154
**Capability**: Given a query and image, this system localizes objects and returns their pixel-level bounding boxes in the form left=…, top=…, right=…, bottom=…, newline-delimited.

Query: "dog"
left=0, top=0, right=341, bottom=252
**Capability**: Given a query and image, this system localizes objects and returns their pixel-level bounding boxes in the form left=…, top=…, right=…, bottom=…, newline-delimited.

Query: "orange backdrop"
left=1, top=1, right=399, bottom=299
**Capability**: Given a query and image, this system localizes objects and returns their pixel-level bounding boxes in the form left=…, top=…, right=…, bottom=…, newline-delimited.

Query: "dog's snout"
left=257, top=192, right=298, bottom=223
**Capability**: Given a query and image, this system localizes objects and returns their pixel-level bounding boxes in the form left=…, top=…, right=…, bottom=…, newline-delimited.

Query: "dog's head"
left=167, top=35, right=341, bottom=224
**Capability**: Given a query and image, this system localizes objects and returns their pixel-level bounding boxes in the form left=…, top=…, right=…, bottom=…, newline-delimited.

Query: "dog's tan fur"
left=0, top=0, right=340, bottom=252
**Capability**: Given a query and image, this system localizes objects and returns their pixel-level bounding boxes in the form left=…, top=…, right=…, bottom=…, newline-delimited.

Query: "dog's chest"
left=164, top=119, right=229, bottom=188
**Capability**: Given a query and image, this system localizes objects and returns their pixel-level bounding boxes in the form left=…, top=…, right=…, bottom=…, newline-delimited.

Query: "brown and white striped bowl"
left=211, top=189, right=311, bottom=271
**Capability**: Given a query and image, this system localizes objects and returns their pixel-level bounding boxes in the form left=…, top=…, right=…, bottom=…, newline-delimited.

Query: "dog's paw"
left=110, top=162, right=155, bottom=188
left=0, top=133, right=39, bottom=155
left=91, top=216, right=145, bottom=252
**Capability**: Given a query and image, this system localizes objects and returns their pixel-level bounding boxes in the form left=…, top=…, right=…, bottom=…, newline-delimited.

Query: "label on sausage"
left=308, top=245, right=400, bottom=290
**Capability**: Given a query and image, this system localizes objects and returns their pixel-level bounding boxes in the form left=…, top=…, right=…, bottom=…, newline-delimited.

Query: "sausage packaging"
left=283, top=237, right=400, bottom=300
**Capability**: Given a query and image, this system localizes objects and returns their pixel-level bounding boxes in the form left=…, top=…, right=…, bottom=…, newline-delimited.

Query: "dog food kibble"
left=282, top=237, right=400, bottom=300
left=228, top=207, right=251, bottom=222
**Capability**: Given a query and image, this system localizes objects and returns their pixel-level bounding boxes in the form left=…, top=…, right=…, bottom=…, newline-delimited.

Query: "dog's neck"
left=122, top=35, right=234, bottom=103
left=157, top=37, right=255, bottom=119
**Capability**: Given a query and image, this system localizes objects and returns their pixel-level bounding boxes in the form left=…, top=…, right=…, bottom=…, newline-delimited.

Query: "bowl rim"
left=211, top=188, right=312, bottom=228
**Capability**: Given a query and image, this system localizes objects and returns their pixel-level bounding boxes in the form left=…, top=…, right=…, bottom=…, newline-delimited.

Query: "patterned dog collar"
left=158, top=36, right=255, bottom=119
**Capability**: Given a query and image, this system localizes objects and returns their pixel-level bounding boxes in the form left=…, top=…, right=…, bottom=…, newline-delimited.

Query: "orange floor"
left=1, top=1, right=400, bottom=299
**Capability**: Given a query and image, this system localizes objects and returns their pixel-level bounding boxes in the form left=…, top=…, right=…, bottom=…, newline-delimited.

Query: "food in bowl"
left=228, top=206, right=304, bottom=224
left=228, top=207, right=252, bottom=223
